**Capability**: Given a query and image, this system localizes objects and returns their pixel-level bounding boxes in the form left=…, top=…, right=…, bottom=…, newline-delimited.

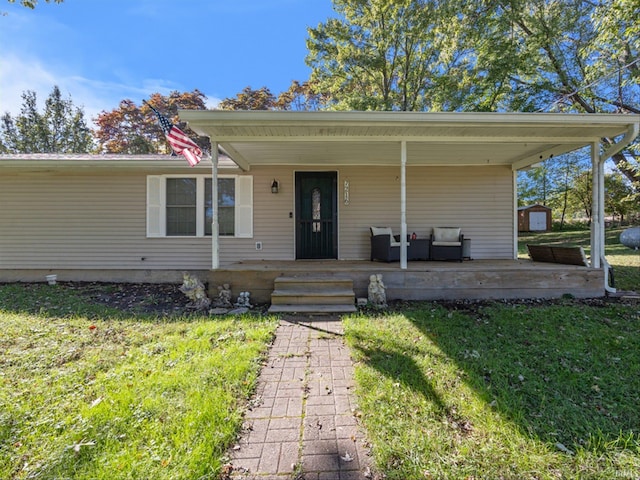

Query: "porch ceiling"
left=179, top=110, right=640, bottom=171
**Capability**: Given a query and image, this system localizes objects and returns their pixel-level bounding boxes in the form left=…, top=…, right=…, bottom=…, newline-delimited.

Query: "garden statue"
left=235, top=291, right=252, bottom=308
left=179, top=272, right=211, bottom=310
left=214, top=284, right=233, bottom=308
left=368, top=273, right=387, bottom=308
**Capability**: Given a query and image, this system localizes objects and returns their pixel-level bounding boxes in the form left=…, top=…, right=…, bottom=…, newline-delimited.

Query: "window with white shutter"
left=146, top=174, right=252, bottom=238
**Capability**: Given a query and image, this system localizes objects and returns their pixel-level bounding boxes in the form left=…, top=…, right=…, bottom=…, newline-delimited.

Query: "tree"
left=306, top=0, right=477, bottom=111
left=517, top=149, right=595, bottom=227
left=518, top=162, right=552, bottom=207
left=94, top=90, right=209, bottom=155
left=274, top=80, right=327, bottom=111
left=548, top=152, right=591, bottom=229
left=307, top=0, right=638, bottom=183
left=218, top=86, right=278, bottom=111
left=219, top=82, right=328, bottom=111
left=604, top=173, right=635, bottom=225
left=7, top=0, right=63, bottom=8
left=478, top=0, right=640, bottom=183
left=569, top=171, right=594, bottom=223
left=0, top=85, right=93, bottom=153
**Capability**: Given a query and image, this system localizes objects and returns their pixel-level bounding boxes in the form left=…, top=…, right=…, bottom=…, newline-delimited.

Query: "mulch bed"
left=69, top=282, right=193, bottom=315
left=57, top=282, right=638, bottom=317
left=7, top=281, right=634, bottom=318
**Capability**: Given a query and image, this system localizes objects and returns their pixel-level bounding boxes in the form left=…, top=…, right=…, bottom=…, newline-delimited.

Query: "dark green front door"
left=295, top=172, right=337, bottom=259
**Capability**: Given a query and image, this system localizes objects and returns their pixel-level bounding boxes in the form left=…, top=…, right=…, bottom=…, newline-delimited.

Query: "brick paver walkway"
left=229, top=317, right=371, bottom=480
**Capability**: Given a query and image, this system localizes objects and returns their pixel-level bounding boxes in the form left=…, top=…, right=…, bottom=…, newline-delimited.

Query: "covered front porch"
left=178, top=110, right=638, bottom=303
left=208, top=259, right=603, bottom=305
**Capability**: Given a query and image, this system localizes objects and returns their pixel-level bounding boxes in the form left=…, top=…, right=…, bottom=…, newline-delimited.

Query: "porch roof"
left=178, top=110, right=639, bottom=171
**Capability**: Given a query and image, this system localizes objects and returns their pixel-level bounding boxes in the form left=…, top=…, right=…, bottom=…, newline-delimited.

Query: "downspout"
left=211, top=142, right=220, bottom=270
left=594, top=123, right=639, bottom=293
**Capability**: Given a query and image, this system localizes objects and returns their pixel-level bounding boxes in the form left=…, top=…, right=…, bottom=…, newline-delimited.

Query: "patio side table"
left=408, top=238, right=430, bottom=260
left=463, top=238, right=472, bottom=260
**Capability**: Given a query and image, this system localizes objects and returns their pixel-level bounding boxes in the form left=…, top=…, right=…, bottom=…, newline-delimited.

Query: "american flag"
left=147, top=103, right=202, bottom=167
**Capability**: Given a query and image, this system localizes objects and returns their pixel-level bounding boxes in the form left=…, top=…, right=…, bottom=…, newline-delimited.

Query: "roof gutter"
left=600, top=121, right=639, bottom=162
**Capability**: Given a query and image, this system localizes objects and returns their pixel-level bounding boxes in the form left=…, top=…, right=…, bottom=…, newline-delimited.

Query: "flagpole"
left=211, top=143, right=220, bottom=270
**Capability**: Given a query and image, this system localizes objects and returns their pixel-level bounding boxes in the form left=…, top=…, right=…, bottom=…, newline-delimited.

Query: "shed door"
left=295, top=172, right=337, bottom=259
left=529, top=211, right=547, bottom=231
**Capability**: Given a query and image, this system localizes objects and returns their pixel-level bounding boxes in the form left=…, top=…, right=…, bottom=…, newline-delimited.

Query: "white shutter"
left=146, top=176, right=165, bottom=237
left=235, top=175, right=253, bottom=238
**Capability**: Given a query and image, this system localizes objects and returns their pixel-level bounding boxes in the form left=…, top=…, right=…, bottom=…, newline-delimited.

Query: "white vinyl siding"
left=337, top=165, right=514, bottom=260
left=0, top=174, right=211, bottom=270
left=0, top=164, right=513, bottom=273
left=238, top=164, right=514, bottom=263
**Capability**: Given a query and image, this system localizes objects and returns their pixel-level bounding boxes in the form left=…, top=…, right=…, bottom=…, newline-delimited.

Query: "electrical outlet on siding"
left=255, top=241, right=262, bottom=250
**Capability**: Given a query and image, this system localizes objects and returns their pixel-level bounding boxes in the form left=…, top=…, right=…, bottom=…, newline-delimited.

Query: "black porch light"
left=271, top=179, right=279, bottom=194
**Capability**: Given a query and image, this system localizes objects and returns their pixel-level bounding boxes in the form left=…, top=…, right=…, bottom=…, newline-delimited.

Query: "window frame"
left=146, top=174, right=252, bottom=239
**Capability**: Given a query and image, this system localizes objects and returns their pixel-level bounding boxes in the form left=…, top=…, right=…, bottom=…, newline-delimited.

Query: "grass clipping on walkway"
left=0, top=284, right=277, bottom=480
left=344, top=302, right=640, bottom=479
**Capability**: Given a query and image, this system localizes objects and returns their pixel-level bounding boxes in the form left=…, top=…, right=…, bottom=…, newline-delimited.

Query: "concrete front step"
left=272, top=277, right=354, bottom=290
left=268, top=276, right=356, bottom=314
left=271, top=288, right=355, bottom=305
left=268, top=304, right=357, bottom=314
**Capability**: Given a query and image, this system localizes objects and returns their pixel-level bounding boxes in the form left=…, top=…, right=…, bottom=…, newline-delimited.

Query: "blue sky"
left=0, top=0, right=336, bottom=122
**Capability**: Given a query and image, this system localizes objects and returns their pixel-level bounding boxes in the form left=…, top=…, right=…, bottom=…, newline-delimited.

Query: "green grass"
left=345, top=301, right=640, bottom=479
left=0, top=283, right=278, bottom=480
left=519, top=226, right=640, bottom=292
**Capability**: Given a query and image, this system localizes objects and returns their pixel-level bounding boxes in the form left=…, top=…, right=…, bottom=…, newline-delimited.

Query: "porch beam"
left=218, top=144, right=251, bottom=171
left=510, top=144, right=584, bottom=171
left=400, top=141, right=408, bottom=270
left=214, top=135, right=600, bottom=144
left=211, top=142, right=220, bottom=270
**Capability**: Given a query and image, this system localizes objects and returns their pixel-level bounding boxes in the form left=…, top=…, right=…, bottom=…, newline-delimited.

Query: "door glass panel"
left=312, top=187, right=321, bottom=232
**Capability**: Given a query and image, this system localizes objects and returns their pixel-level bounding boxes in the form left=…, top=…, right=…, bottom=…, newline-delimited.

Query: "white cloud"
left=0, top=54, right=220, bottom=126
left=0, top=55, right=57, bottom=116
left=206, top=97, right=222, bottom=109
left=0, top=54, right=125, bottom=123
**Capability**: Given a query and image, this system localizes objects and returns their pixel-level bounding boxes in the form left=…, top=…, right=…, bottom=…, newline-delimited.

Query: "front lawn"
left=0, top=283, right=278, bottom=480
left=345, top=300, right=640, bottom=479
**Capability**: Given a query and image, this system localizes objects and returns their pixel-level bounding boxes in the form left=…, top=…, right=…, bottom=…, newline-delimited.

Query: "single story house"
left=518, top=204, right=552, bottom=232
left=1, top=111, right=638, bottom=304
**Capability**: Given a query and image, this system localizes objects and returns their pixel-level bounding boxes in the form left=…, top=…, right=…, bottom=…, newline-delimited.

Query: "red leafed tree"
left=94, top=90, right=209, bottom=155
left=219, top=82, right=326, bottom=111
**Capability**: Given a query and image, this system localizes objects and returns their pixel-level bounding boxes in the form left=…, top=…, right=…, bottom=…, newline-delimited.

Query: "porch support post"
left=598, top=147, right=606, bottom=265
left=590, top=141, right=601, bottom=269
left=211, top=143, right=220, bottom=270
left=400, top=140, right=408, bottom=269
left=512, top=170, right=518, bottom=259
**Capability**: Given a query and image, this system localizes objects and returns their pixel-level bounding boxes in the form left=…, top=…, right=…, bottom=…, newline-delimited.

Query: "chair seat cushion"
left=432, top=241, right=461, bottom=247
left=390, top=241, right=409, bottom=247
